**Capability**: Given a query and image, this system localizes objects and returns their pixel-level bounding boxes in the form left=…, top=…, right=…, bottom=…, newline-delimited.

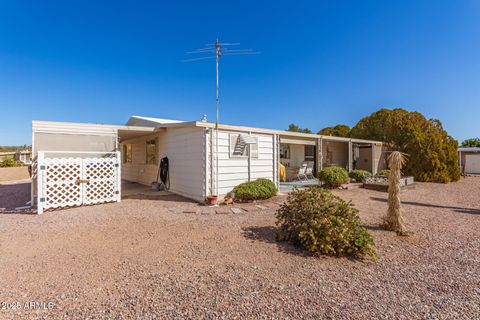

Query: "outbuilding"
left=458, top=147, right=480, bottom=175
left=31, top=116, right=386, bottom=213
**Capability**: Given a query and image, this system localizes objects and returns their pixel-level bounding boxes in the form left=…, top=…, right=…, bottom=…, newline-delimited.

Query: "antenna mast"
left=183, top=39, right=259, bottom=197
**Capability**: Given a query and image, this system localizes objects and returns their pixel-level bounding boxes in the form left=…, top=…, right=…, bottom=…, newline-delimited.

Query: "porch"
left=278, top=178, right=321, bottom=193
left=277, top=133, right=386, bottom=190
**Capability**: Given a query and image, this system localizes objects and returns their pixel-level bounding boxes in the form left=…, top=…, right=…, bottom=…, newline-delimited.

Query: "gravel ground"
left=0, top=166, right=30, bottom=182
left=1, top=178, right=480, bottom=319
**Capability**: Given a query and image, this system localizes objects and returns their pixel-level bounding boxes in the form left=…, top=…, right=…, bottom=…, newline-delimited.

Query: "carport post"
left=348, top=140, right=353, bottom=172
left=37, top=151, right=44, bottom=214
left=116, top=151, right=121, bottom=202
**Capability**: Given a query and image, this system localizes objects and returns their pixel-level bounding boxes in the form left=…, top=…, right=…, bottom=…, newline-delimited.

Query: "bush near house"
left=276, top=188, right=376, bottom=259
left=233, top=178, right=277, bottom=201
left=350, top=108, right=460, bottom=183
left=377, top=169, right=391, bottom=176
left=0, top=158, right=18, bottom=168
left=349, top=169, right=372, bottom=182
left=317, top=166, right=349, bottom=188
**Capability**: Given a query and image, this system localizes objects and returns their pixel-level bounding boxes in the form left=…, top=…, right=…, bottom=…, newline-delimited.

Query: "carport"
left=31, top=120, right=157, bottom=213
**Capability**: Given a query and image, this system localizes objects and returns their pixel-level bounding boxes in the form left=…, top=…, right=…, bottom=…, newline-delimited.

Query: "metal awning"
left=239, top=134, right=257, bottom=144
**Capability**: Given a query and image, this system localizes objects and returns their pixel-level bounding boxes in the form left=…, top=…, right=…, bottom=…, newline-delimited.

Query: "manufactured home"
left=31, top=116, right=386, bottom=213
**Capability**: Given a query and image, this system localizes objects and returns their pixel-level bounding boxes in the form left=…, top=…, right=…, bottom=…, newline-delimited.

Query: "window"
left=280, top=144, right=290, bottom=159
left=304, top=145, right=315, bottom=161
left=146, top=139, right=157, bottom=164
left=123, top=144, right=132, bottom=163
left=229, top=133, right=258, bottom=158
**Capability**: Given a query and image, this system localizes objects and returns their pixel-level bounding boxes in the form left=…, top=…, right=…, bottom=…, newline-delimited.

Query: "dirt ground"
left=0, top=166, right=30, bottom=182
left=1, top=178, right=479, bottom=319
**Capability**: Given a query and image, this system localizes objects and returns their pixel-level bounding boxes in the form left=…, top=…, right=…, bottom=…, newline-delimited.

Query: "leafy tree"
left=287, top=123, right=312, bottom=134
left=350, top=108, right=460, bottom=183
left=318, top=124, right=351, bottom=137
left=461, top=138, right=480, bottom=148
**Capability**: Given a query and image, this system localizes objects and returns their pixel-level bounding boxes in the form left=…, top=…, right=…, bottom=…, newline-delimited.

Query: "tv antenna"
left=183, top=38, right=260, bottom=197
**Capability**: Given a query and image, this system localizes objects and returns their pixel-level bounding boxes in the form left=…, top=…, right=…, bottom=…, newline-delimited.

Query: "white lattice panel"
left=43, top=157, right=83, bottom=209
left=37, top=152, right=120, bottom=213
left=83, top=157, right=118, bottom=205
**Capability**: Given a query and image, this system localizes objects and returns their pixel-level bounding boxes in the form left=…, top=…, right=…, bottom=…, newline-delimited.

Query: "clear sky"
left=1, top=0, right=479, bottom=145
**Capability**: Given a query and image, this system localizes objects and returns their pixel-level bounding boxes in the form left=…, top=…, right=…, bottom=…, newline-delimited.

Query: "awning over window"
left=239, top=134, right=257, bottom=144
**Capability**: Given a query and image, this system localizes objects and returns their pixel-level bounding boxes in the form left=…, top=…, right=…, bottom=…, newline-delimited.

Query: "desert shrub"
left=276, top=188, right=376, bottom=259
left=349, top=169, right=372, bottom=182
left=233, top=178, right=277, bottom=201
left=0, top=158, right=18, bottom=167
left=350, top=108, right=460, bottom=183
left=377, top=169, right=391, bottom=176
left=317, top=166, right=349, bottom=188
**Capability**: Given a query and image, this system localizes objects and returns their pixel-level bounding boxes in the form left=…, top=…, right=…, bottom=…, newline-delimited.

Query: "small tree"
left=318, top=124, right=351, bottom=137
left=383, top=151, right=408, bottom=235
left=461, top=138, right=480, bottom=148
left=287, top=123, right=312, bottom=134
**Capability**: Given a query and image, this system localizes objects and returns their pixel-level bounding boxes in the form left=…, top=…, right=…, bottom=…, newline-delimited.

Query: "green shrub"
left=317, top=166, right=349, bottom=188
left=349, top=170, right=372, bottom=182
left=377, top=169, right=391, bottom=176
left=0, top=157, right=18, bottom=167
left=233, top=178, right=277, bottom=201
left=350, top=108, right=460, bottom=183
left=276, top=188, right=376, bottom=259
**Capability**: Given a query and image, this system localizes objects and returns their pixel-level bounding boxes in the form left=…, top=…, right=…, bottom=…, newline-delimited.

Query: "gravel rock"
left=1, top=178, right=480, bottom=319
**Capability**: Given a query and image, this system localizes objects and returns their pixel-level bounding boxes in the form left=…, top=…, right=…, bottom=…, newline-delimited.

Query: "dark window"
left=304, top=145, right=315, bottom=161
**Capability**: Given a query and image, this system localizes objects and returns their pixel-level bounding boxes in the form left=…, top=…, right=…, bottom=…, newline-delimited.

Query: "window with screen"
left=146, top=139, right=157, bottom=164
left=123, top=144, right=132, bottom=163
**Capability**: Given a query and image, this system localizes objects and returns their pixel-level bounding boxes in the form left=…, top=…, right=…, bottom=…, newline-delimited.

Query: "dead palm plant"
left=383, top=151, right=408, bottom=235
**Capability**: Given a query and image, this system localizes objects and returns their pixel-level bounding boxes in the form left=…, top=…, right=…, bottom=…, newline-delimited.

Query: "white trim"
left=36, top=151, right=44, bottom=215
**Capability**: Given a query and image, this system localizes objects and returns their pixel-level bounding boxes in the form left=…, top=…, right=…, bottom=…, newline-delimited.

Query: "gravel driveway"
left=1, top=178, right=479, bottom=319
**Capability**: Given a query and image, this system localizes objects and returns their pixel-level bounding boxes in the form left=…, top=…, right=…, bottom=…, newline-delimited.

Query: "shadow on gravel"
left=370, top=196, right=480, bottom=215
left=124, top=194, right=197, bottom=203
left=0, top=182, right=31, bottom=213
left=242, top=226, right=310, bottom=257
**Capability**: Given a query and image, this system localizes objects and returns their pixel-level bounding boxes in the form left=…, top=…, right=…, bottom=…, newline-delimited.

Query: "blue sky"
left=1, top=0, right=479, bottom=145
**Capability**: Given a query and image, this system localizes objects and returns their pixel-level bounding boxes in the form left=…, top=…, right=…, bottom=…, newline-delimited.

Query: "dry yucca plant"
left=383, top=151, right=408, bottom=235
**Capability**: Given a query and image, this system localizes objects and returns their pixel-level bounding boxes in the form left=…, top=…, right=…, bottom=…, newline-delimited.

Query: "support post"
left=37, top=151, right=44, bottom=215
left=371, top=144, right=377, bottom=175
left=316, top=137, right=323, bottom=173
left=348, top=140, right=353, bottom=172
left=273, top=134, right=278, bottom=187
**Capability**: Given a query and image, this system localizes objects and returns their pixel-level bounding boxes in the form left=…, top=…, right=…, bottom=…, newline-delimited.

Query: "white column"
left=371, top=144, right=377, bottom=175
left=348, top=140, right=353, bottom=172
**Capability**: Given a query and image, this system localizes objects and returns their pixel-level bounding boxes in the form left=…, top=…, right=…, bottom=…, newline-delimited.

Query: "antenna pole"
left=215, top=38, right=220, bottom=196
left=183, top=38, right=258, bottom=198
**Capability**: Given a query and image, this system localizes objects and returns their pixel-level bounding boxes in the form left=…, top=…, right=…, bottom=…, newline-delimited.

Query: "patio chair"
left=305, top=165, right=315, bottom=179
left=296, top=164, right=308, bottom=181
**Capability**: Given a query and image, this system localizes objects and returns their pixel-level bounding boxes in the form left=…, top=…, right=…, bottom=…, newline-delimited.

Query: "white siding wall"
left=207, top=130, right=275, bottom=196
left=121, top=127, right=206, bottom=201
